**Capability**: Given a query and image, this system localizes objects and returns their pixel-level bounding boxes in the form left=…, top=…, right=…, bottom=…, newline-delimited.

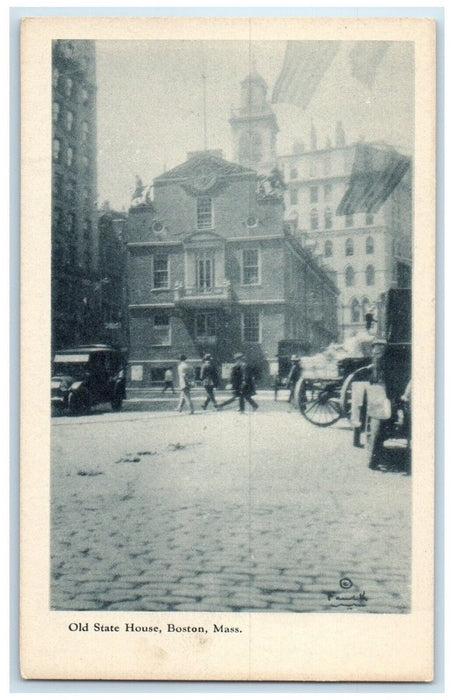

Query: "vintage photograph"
left=50, top=37, right=413, bottom=614
left=20, top=16, right=435, bottom=681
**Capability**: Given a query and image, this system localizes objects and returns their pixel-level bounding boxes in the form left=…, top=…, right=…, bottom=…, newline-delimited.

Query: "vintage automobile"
left=51, top=344, right=126, bottom=415
left=353, top=288, right=412, bottom=471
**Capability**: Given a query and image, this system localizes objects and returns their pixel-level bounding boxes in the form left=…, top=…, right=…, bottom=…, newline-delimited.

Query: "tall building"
left=125, top=150, right=338, bottom=387
left=52, top=40, right=98, bottom=349
left=277, top=125, right=412, bottom=340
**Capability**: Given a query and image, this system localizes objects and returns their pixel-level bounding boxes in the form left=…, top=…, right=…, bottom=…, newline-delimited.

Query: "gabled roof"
left=154, top=152, right=256, bottom=182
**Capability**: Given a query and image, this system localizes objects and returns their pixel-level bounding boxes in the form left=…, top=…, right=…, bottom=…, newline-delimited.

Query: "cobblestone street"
left=51, top=392, right=411, bottom=614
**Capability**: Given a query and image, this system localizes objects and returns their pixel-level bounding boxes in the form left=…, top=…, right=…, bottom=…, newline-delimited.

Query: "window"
left=345, top=214, right=354, bottom=227
left=362, top=297, right=370, bottom=321
left=195, top=251, right=214, bottom=291
left=324, top=240, right=333, bottom=257
left=351, top=298, right=360, bottom=323
left=52, top=139, right=61, bottom=162
left=83, top=219, right=91, bottom=240
left=66, top=111, right=74, bottom=131
left=65, top=179, right=76, bottom=203
left=52, top=102, right=60, bottom=123
left=153, top=254, right=169, bottom=289
left=84, top=242, right=91, bottom=271
left=81, top=154, right=89, bottom=170
left=81, top=87, right=89, bottom=105
left=196, top=196, right=212, bottom=229
left=290, top=167, right=298, bottom=179
left=345, top=238, right=354, bottom=256
left=366, top=236, right=374, bottom=254
left=324, top=207, right=332, bottom=229
left=65, top=78, right=73, bottom=98
left=345, top=266, right=355, bottom=287
left=242, top=308, right=260, bottom=343
left=64, top=42, right=74, bottom=58
left=52, top=68, right=59, bottom=89
left=290, top=189, right=298, bottom=205
left=310, top=208, right=318, bottom=231
left=242, top=249, right=259, bottom=285
left=153, top=314, right=170, bottom=346
left=324, top=183, right=332, bottom=200
left=81, top=121, right=89, bottom=142
left=310, top=186, right=318, bottom=204
left=309, top=160, right=317, bottom=177
left=66, top=147, right=73, bottom=167
left=366, top=264, right=375, bottom=286
left=366, top=212, right=374, bottom=225
left=52, top=177, right=62, bottom=200
left=195, top=312, right=216, bottom=339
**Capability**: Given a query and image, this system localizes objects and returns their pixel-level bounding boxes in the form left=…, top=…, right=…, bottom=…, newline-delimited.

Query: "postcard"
left=20, top=16, right=435, bottom=681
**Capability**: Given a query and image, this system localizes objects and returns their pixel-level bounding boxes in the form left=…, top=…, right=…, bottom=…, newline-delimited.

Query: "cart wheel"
left=299, top=384, right=342, bottom=427
left=366, top=416, right=384, bottom=469
left=340, top=372, right=356, bottom=421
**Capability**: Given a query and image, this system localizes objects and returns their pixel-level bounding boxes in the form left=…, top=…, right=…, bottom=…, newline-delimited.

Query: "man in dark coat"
left=200, top=353, right=219, bottom=410
left=286, top=355, right=301, bottom=404
left=219, top=353, right=258, bottom=413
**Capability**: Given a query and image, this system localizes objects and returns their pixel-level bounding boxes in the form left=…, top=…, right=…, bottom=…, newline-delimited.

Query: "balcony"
left=174, top=282, right=232, bottom=307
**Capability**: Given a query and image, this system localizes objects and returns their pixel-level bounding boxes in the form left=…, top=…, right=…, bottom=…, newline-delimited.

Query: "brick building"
left=126, top=150, right=338, bottom=387
left=52, top=40, right=98, bottom=349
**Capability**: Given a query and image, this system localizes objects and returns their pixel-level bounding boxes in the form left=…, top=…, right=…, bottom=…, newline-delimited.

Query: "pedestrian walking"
left=200, top=354, right=219, bottom=410
left=161, top=367, right=175, bottom=394
left=219, top=353, right=258, bottom=413
left=286, top=355, right=301, bottom=405
left=176, top=354, right=194, bottom=414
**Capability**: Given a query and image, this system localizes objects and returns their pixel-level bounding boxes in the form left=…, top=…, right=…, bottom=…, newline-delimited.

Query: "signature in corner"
left=325, top=578, right=368, bottom=607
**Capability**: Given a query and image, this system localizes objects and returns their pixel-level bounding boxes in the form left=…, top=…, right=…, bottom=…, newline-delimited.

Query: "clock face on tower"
left=190, top=165, right=217, bottom=192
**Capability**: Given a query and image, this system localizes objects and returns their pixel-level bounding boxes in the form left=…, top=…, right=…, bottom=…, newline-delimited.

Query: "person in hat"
left=161, top=367, right=175, bottom=395
left=219, top=353, right=258, bottom=413
left=176, top=354, right=194, bottom=414
left=286, top=355, right=301, bottom=405
left=200, top=353, right=219, bottom=410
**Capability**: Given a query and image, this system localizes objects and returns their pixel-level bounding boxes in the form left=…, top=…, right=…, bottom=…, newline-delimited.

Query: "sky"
left=96, top=40, right=414, bottom=211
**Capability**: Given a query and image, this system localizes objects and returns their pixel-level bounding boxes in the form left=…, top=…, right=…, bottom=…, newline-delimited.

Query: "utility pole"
left=202, top=73, right=207, bottom=150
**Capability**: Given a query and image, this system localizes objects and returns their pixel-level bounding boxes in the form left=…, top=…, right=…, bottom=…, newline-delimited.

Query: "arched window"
left=310, top=208, right=318, bottom=231
left=81, top=121, right=89, bottom=142
left=66, top=111, right=74, bottom=132
left=345, top=266, right=355, bottom=287
left=52, top=138, right=60, bottom=162
left=52, top=68, right=59, bottom=89
left=345, top=238, right=354, bottom=256
left=366, top=236, right=374, bottom=254
left=52, top=102, right=60, bottom=123
left=345, top=214, right=354, bottom=227
left=324, top=240, right=333, bottom=257
left=324, top=207, right=333, bottom=229
left=366, top=264, right=375, bottom=286
left=362, top=297, right=370, bottom=320
left=351, top=298, right=360, bottom=323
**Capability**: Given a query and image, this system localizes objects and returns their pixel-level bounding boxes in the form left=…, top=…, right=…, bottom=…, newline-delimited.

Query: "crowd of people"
left=160, top=352, right=303, bottom=414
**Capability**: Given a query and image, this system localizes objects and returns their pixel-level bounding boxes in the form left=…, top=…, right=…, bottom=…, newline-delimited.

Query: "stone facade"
left=126, top=150, right=338, bottom=387
left=277, top=133, right=412, bottom=340
left=52, top=40, right=98, bottom=349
